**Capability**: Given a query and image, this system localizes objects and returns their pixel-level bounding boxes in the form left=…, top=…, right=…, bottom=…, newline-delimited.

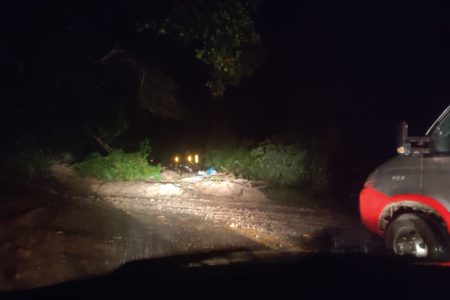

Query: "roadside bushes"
left=10, top=147, right=56, bottom=180
left=204, top=147, right=257, bottom=178
left=204, top=138, right=329, bottom=195
left=75, top=139, right=161, bottom=181
left=3, top=138, right=160, bottom=182
left=251, top=141, right=307, bottom=186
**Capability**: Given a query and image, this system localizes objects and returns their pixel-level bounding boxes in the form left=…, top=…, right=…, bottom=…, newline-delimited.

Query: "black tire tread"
left=385, top=213, right=448, bottom=260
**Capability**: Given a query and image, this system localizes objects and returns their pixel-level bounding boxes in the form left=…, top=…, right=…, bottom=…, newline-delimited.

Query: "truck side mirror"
left=397, top=121, right=411, bottom=155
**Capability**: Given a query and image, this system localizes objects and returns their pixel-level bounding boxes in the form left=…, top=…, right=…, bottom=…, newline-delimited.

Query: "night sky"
left=1, top=0, right=450, bottom=201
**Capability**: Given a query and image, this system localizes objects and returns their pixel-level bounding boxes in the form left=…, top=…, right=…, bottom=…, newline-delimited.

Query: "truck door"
left=422, top=111, right=450, bottom=211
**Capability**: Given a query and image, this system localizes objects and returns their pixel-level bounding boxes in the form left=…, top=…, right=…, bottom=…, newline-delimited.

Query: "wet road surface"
left=0, top=192, right=262, bottom=291
left=0, top=182, right=384, bottom=291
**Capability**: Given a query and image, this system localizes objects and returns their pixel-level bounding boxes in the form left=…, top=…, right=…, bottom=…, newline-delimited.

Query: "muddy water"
left=0, top=193, right=261, bottom=291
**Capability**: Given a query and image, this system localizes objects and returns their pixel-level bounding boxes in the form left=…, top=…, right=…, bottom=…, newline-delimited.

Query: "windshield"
left=2, top=0, right=450, bottom=292
left=427, top=106, right=450, bottom=153
left=426, top=105, right=450, bottom=136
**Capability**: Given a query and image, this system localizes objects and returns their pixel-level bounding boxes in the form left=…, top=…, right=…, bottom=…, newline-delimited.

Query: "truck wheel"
left=385, top=213, right=448, bottom=260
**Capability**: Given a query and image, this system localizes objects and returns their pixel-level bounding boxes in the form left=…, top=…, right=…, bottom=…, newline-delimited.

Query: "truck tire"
left=385, top=213, right=448, bottom=260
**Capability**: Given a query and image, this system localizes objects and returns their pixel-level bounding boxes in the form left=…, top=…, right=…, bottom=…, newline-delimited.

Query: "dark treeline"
left=1, top=0, right=450, bottom=206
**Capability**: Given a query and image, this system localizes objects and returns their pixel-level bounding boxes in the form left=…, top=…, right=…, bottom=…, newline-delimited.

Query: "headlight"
left=173, top=153, right=200, bottom=164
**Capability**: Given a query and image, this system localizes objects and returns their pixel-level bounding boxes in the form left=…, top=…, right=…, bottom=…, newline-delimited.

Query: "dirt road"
left=0, top=167, right=384, bottom=291
left=0, top=191, right=265, bottom=291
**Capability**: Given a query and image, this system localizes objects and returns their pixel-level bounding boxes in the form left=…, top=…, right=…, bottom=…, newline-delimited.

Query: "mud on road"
left=0, top=191, right=264, bottom=291
left=0, top=164, right=385, bottom=291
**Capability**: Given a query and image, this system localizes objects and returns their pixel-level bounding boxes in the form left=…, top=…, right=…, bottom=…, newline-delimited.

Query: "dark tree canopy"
left=140, top=0, right=261, bottom=96
left=1, top=0, right=262, bottom=148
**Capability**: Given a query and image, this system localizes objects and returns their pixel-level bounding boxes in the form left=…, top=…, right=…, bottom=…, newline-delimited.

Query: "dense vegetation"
left=204, top=138, right=328, bottom=195
left=74, top=140, right=160, bottom=181
left=5, top=147, right=56, bottom=180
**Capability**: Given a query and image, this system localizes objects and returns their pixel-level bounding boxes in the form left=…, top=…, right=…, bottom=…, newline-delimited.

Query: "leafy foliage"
left=250, top=141, right=307, bottom=186
left=13, top=148, right=56, bottom=180
left=75, top=140, right=160, bottom=181
left=302, top=144, right=329, bottom=196
left=95, top=107, right=130, bottom=144
left=204, top=138, right=330, bottom=195
left=2, top=1, right=263, bottom=169
left=143, top=0, right=261, bottom=96
left=138, top=69, right=187, bottom=119
left=204, top=147, right=259, bottom=178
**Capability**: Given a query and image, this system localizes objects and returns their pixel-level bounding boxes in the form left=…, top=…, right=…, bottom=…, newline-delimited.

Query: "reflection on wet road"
left=0, top=193, right=262, bottom=291
left=0, top=179, right=386, bottom=292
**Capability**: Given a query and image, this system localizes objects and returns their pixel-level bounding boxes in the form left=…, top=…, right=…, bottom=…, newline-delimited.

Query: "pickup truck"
left=360, top=105, right=450, bottom=260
